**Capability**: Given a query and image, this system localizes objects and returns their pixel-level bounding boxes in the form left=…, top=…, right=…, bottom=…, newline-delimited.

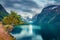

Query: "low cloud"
left=0, top=0, right=60, bottom=18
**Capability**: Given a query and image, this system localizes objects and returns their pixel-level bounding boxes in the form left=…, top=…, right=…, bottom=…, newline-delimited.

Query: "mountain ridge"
left=0, top=4, right=9, bottom=21
left=32, top=5, right=60, bottom=25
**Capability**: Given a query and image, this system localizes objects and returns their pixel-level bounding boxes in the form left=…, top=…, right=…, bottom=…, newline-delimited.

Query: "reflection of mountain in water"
left=11, top=5, right=60, bottom=40
left=1, top=3, right=60, bottom=40
left=11, top=25, right=43, bottom=40
left=32, top=5, right=60, bottom=40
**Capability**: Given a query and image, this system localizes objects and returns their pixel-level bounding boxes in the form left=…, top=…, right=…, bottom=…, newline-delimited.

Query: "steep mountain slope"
left=33, top=5, right=60, bottom=25
left=32, top=5, right=60, bottom=40
left=0, top=4, right=9, bottom=21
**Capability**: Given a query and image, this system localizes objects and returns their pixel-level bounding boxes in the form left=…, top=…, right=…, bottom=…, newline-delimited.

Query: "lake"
left=11, top=24, right=43, bottom=40
left=11, top=24, right=59, bottom=40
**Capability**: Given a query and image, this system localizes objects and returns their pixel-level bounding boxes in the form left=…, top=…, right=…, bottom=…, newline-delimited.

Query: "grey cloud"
left=0, top=0, right=60, bottom=14
left=0, top=0, right=39, bottom=13
left=1, top=0, right=39, bottom=8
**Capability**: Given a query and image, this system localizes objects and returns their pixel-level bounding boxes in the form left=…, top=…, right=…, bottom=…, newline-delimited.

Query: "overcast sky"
left=0, top=0, right=60, bottom=18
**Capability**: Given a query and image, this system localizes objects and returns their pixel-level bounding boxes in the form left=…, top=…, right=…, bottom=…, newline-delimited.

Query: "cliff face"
left=0, top=4, right=9, bottom=21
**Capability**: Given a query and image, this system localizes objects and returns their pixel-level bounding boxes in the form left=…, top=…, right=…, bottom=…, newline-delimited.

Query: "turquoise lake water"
left=11, top=24, right=43, bottom=40
left=11, top=24, right=59, bottom=40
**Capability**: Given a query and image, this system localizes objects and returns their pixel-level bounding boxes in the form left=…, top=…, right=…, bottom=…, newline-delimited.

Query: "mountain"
left=0, top=4, right=9, bottom=21
left=33, top=5, right=60, bottom=25
left=32, top=5, right=60, bottom=40
left=32, top=14, right=38, bottom=23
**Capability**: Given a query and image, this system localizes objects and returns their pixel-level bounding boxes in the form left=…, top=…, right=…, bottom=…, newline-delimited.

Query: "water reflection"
left=29, top=24, right=33, bottom=34
left=11, top=25, right=43, bottom=40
